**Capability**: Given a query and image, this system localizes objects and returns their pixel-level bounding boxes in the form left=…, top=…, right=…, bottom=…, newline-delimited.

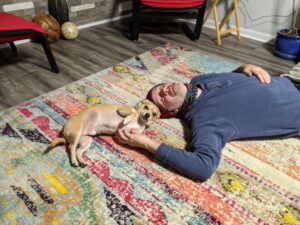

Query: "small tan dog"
left=48, top=99, right=160, bottom=167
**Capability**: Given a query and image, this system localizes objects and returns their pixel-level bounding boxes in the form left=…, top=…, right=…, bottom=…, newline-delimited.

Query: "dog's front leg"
left=123, top=113, right=136, bottom=125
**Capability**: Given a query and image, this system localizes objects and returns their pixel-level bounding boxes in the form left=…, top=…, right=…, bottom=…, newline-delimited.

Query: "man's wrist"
left=143, top=139, right=160, bottom=154
left=232, top=65, right=245, bottom=73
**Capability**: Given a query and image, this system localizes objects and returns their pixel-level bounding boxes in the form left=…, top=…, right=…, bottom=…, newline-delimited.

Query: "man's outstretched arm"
left=116, top=128, right=216, bottom=180
left=116, top=117, right=236, bottom=181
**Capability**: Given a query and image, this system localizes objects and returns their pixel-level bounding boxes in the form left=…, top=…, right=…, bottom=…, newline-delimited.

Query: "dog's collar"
left=179, top=83, right=198, bottom=115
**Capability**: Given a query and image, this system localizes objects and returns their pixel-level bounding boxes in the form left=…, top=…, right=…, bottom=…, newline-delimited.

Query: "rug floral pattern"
left=0, top=43, right=299, bottom=224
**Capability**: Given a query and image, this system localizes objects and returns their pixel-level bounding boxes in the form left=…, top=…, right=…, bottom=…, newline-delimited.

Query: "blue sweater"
left=155, top=72, right=300, bottom=180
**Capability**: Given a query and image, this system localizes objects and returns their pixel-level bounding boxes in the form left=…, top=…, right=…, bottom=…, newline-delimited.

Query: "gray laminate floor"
left=0, top=19, right=296, bottom=110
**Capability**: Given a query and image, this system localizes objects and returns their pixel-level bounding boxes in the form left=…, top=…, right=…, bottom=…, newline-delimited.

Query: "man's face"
left=150, top=83, right=187, bottom=114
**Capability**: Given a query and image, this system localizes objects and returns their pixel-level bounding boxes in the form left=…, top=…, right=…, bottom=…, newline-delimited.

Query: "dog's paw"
left=123, top=117, right=131, bottom=125
left=79, top=162, right=87, bottom=168
left=71, top=160, right=79, bottom=167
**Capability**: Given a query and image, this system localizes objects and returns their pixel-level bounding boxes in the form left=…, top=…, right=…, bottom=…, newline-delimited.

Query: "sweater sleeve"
left=155, top=116, right=238, bottom=180
left=231, top=66, right=244, bottom=73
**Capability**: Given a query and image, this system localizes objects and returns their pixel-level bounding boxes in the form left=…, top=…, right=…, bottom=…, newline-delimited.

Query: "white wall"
left=204, top=0, right=299, bottom=42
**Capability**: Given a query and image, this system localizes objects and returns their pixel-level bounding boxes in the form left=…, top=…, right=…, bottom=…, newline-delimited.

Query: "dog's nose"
left=144, top=113, right=150, bottom=120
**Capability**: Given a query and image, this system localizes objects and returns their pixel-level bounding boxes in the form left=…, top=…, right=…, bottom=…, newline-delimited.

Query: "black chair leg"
left=192, top=3, right=207, bottom=39
left=39, top=36, right=59, bottom=73
left=183, top=1, right=207, bottom=40
left=9, top=41, right=17, bottom=52
left=130, top=0, right=140, bottom=41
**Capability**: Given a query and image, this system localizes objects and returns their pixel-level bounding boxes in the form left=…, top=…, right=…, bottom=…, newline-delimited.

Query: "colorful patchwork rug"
left=0, top=43, right=299, bottom=225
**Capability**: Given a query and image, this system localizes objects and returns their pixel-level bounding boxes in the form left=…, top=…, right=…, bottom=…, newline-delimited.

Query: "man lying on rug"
left=116, top=64, right=300, bottom=180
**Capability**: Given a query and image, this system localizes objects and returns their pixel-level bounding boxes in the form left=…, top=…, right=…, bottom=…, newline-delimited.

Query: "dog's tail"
left=50, top=137, right=66, bottom=147
left=43, top=137, right=66, bottom=154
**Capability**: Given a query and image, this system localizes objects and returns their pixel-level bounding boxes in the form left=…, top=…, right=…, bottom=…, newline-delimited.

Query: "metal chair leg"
left=130, top=0, right=140, bottom=41
left=182, top=1, right=207, bottom=40
left=9, top=41, right=17, bottom=52
left=39, top=36, right=59, bottom=73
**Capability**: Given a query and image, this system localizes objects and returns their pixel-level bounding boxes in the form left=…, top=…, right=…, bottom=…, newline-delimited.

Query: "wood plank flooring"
left=0, top=19, right=296, bottom=110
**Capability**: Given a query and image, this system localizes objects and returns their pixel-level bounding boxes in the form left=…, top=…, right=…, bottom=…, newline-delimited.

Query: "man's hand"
left=116, top=128, right=160, bottom=154
left=241, top=64, right=271, bottom=84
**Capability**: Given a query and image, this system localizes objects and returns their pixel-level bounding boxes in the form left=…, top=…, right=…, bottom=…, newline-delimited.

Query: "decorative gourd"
left=61, top=22, right=78, bottom=40
left=33, top=13, right=60, bottom=42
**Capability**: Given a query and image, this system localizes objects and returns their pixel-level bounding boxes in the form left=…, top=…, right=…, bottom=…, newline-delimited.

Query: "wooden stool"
left=204, top=0, right=240, bottom=45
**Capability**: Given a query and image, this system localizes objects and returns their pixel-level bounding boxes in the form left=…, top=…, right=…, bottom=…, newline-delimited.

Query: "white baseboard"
left=77, top=14, right=130, bottom=29
left=203, top=19, right=275, bottom=43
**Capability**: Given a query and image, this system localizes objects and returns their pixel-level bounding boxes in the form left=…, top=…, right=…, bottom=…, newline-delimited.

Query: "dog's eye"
left=144, top=105, right=149, bottom=110
left=153, top=113, right=157, bottom=117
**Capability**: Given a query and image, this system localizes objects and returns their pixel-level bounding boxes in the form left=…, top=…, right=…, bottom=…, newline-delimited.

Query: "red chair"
left=0, top=12, right=59, bottom=73
left=130, top=0, right=207, bottom=41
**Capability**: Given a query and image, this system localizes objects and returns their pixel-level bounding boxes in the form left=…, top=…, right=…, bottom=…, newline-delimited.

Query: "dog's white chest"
left=92, top=116, right=144, bottom=135
left=125, top=122, right=145, bottom=133
left=94, top=115, right=123, bottom=134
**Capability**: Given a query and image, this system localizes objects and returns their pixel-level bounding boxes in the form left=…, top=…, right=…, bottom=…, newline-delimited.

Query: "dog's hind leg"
left=68, top=133, right=81, bottom=167
left=76, top=136, right=93, bottom=167
left=69, top=144, right=79, bottom=167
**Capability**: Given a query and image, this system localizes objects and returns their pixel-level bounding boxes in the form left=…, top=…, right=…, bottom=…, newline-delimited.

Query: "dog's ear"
left=137, top=99, right=149, bottom=106
left=156, top=111, right=161, bottom=119
left=141, top=99, right=150, bottom=104
left=135, top=100, right=144, bottom=110
left=117, top=106, right=134, bottom=117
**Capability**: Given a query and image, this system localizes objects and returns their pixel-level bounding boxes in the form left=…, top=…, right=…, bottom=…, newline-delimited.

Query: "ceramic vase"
left=273, top=29, right=300, bottom=60
left=48, top=0, right=69, bottom=25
